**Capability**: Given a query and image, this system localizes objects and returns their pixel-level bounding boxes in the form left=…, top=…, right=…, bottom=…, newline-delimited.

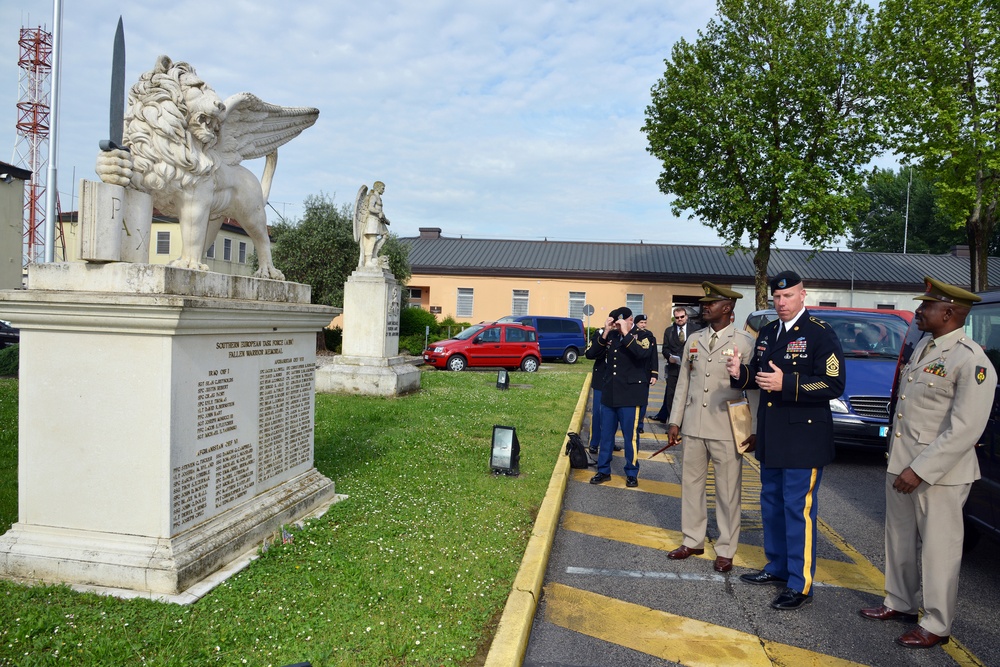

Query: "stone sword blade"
left=99, top=16, right=126, bottom=152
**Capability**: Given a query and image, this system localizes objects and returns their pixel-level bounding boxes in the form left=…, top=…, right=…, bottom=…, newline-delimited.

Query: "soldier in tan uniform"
left=860, top=277, right=996, bottom=649
left=666, top=283, right=755, bottom=573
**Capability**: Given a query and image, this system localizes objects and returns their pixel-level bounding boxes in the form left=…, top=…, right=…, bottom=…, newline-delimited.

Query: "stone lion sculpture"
left=96, top=55, right=319, bottom=280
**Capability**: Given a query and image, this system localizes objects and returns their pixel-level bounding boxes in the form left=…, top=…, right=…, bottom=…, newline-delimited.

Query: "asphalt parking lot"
left=519, top=375, right=998, bottom=667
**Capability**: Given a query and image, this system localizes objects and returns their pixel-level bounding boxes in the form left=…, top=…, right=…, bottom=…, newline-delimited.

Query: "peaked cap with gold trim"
left=699, top=281, right=743, bottom=302
left=914, top=276, right=980, bottom=309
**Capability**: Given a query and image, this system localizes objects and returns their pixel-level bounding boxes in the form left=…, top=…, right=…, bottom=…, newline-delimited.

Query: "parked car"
left=422, top=321, right=541, bottom=372
left=744, top=306, right=913, bottom=450
left=0, top=320, right=18, bottom=349
left=895, top=289, right=1000, bottom=548
left=496, top=315, right=586, bottom=363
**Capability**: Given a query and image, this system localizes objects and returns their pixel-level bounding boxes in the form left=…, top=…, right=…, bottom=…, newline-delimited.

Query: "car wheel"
left=520, top=356, right=539, bottom=373
left=446, top=355, right=467, bottom=372
left=563, top=347, right=579, bottom=364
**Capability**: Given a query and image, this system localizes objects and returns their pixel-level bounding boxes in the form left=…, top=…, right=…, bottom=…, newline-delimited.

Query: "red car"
left=422, top=322, right=541, bottom=372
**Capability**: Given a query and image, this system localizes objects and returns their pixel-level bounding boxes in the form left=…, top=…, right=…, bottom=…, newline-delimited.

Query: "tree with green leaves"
left=267, top=194, right=410, bottom=307
left=642, top=0, right=882, bottom=307
left=849, top=167, right=964, bottom=254
left=875, top=0, right=1000, bottom=291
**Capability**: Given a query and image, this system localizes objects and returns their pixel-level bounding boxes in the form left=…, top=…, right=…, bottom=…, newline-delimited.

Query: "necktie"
left=710, top=331, right=718, bottom=351
left=678, top=327, right=685, bottom=343
left=917, top=339, right=936, bottom=363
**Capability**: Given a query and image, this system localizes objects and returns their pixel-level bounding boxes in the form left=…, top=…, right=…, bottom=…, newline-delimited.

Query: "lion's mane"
left=123, top=58, right=220, bottom=193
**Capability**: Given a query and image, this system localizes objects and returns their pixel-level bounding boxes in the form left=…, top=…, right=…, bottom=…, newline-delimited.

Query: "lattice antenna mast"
left=12, top=26, right=52, bottom=269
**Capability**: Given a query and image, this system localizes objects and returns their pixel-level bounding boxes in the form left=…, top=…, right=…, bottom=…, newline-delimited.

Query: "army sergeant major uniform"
left=727, top=271, right=846, bottom=611
left=859, top=277, right=995, bottom=649
left=666, top=283, right=755, bottom=573
left=589, top=307, right=656, bottom=488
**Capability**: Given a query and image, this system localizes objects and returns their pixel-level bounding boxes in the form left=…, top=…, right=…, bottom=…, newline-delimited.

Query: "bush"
left=322, top=327, right=342, bottom=353
left=0, top=346, right=17, bottom=378
left=399, top=307, right=439, bottom=337
left=399, top=333, right=430, bottom=355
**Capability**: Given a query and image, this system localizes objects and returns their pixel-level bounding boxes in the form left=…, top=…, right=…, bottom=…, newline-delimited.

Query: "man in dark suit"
left=589, top=307, right=656, bottom=488
left=727, top=271, right=846, bottom=611
left=634, top=314, right=659, bottom=432
left=650, top=306, right=702, bottom=423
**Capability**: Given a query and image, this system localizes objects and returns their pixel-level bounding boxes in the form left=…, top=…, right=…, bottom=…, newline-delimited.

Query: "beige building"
left=0, top=163, right=31, bottom=290
left=59, top=214, right=257, bottom=276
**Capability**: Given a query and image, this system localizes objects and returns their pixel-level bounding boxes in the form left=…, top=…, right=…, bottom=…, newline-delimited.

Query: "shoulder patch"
left=976, top=365, right=988, bottom=385
left=638, top=337, right=650, bottom=349
left=826, top=353, right=840, bottom=377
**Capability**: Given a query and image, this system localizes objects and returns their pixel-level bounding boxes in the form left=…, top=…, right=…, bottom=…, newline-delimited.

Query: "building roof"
left=0, top=161, right=32, bottom=182
left=401, top=229, right=1000, bottom=292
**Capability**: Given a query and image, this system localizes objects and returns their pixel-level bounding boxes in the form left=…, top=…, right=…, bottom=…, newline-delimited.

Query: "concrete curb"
left=483, top=373, right=593, bottom=667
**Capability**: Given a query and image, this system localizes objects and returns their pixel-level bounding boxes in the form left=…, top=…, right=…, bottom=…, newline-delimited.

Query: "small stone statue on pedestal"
left=354, top=181, right=391, bottom=270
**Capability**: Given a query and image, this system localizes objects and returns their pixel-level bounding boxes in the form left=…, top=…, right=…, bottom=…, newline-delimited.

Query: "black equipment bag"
left=565, top=432, right=590, bottom=469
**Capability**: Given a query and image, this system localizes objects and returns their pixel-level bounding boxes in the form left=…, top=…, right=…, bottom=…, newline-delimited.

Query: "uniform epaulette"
left=957, top=336, right=983, bottom=352
left=809, top=316, right=830, bottom=328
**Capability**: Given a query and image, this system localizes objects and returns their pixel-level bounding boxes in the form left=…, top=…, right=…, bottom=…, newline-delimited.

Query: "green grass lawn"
left=0, top=364, right=588, bottom=667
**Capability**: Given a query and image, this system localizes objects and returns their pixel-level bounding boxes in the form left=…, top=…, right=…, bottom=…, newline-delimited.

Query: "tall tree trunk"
left=753, top=236, right=772, bottom=310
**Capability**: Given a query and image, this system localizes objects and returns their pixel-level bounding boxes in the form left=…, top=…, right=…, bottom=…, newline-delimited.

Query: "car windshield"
left=818, top=311, right=909, bottom=358
left=965, top=300, right=1000, bottom=376
left=453, top=324, right=486, bottom=340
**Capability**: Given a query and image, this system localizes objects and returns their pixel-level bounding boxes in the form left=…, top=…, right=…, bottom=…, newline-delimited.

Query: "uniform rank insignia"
left=787, top=339, right=807, bottom=354
left=826, top=353, right=840, bottom=377
left=922, top=362, right=947, bottom=377
left=722, top=348, right=735, bottom=357
left=688, top=346, right=699, bottom=361
left=638, top=338, right=650, bottom=349
left=976, top=365, right=987, bottom=384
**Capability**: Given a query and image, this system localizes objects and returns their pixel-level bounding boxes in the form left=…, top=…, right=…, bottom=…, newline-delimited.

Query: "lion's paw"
left=169, top=257, right=210, bottom=272
left=95, top=149, right=134, bottom=187
left=255, top=265, right=285, bottom=281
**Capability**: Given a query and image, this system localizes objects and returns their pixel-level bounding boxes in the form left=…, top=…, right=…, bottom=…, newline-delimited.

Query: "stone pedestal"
left=0, top=263, right=341, bottom=597
left=317, top=267, right=421, bottom=396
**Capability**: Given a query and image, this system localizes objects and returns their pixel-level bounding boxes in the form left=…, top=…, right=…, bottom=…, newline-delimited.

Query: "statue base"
left=315, top=355, right=421, bottom=397
left=0, top=263, right=340, bottom=598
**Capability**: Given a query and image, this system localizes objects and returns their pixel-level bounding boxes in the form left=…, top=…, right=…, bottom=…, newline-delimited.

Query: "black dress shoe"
left=588, top=446, right=599, bottom=455
left=649, top=416, right=667, bottom=423
left=613, top=445, right=623, bottom=451
left=771, top=587, right=812, bottom=610
left=636, top=427, right=644, bottom=434
left=589, top=472, right=612, bottom=485
left=739, top=570, right=788, bottom=586
left=625, top=476, right=638, bottom=488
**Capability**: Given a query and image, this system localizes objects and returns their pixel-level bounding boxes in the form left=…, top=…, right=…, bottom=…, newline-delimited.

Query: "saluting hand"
left=755, top=361, right=783, bottom=392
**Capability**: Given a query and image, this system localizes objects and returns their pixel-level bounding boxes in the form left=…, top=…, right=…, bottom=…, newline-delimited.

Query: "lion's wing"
left=217, top=92, right=319, bottom=165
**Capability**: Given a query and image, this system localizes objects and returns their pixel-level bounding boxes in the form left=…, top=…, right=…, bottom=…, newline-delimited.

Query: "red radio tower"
left=12, top=26, right=52, bottom=268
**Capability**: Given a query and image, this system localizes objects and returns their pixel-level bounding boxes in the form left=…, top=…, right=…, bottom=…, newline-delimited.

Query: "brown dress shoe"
left=667, top=545, right=704, bottom=560
left=858, top=605, right=918, bottom=623
left=713, top=556, right=733, bottom=572
left=896, top=627, right=949, bottom=649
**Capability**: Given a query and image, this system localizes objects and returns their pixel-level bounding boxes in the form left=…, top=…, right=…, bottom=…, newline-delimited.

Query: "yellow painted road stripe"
left=561, top=510, right=882, bottom=595
left=570, top=468, right=681, bottom=495
left=544, top=582, right=867, bottom=667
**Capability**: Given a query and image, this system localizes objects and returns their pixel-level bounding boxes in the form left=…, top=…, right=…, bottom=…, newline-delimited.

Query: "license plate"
left=879, top=426, right=889, bottom=437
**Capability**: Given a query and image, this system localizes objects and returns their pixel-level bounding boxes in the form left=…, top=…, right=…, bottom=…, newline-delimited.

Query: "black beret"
left=769, top=271, right=802, bottom=293
left=609, top=307, right=633, bottom=321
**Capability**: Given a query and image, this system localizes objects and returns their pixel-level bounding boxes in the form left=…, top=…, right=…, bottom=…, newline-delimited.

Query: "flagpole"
left=44, top=0, right=64, bottom=263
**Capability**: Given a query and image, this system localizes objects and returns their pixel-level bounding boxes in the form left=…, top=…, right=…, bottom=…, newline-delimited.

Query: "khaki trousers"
left=680, top=435, right=743, bottom=559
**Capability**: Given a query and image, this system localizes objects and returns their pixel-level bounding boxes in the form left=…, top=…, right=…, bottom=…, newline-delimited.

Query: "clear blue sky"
left=2, top=1, right=878, bottom=249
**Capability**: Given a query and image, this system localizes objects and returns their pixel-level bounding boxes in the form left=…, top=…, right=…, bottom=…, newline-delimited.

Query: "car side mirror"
left=473, top=336, right=483, bottom=344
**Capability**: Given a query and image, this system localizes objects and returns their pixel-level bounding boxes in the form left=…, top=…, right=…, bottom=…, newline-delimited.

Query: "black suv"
left=895, top=290, right=1000, bottom=548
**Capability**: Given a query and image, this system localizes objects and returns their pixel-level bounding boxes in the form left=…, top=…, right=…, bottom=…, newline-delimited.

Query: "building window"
left=156, top=231, right=170, bottom=255
left=206, top=242, right=215, bottom=259
left=457, top=288, right=474, bottom=318
left=238, top=241, right=247, bottom=264
left=569, top=291, right=586, bottom=319
left=626, top=293, right=644, bottom=315
left=223, top=238, right=233, bottom=261
left=408, top=287, right=422, bottom=300
left=876, top=303, right=895, bottom=310
left=818, top=301, right=837, bottom=307
left=512, top=290, right=529, bottom=317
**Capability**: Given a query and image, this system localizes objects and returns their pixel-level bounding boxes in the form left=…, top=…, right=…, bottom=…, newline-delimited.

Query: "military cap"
left=700, top=281, right=743, bottom=302
left=609, top=306, right=633, bottom=321
left=770, top=270, right=802, bottom=293
left=914, top=276, right=981, bottom=308
left=635, top=313, right=648, bottom=323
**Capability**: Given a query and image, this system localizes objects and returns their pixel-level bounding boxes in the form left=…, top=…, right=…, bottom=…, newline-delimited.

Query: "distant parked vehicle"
left=0, top=320, right=18, bottom=349
left=496, top=315, right=585, bottom=363
left=422, top=321, right=541, bottom=372
left=744, top=306, right=913, bottom=451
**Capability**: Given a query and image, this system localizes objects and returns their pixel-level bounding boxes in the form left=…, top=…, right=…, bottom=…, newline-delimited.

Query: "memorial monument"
left=315, top=181, right=421, bottom=396
left=0, top=42, right=339, bottom=600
